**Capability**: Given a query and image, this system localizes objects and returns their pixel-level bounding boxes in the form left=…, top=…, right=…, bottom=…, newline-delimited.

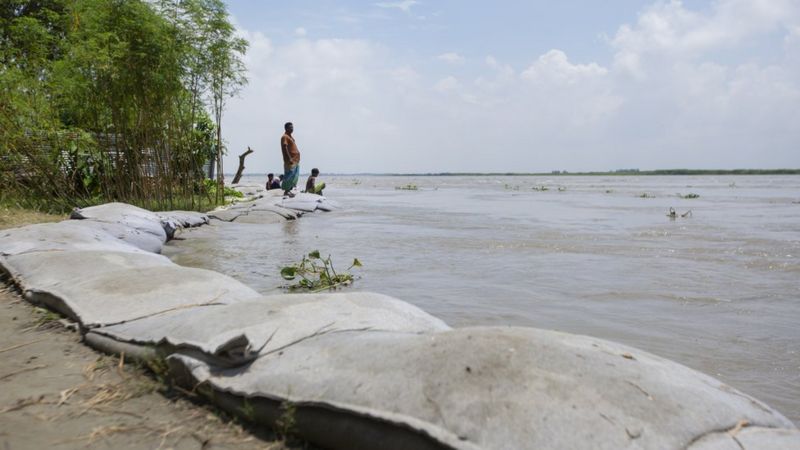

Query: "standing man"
left=280, top=122, right=301, bottom=197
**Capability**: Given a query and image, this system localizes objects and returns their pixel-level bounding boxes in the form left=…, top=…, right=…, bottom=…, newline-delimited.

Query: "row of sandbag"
left=209, top=189, right=336, bottom=223
left=1, top=203, right=798, bottom=449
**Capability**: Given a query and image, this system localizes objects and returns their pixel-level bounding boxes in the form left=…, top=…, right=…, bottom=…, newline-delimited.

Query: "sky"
left=220, top=0, right=800, bottom=174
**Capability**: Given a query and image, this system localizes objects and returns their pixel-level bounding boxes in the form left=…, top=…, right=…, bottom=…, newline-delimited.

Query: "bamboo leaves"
left=1, top=0, right=248, bottom=213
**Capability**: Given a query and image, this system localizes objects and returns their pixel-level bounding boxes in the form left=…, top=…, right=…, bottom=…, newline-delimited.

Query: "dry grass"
left=0, top=205, right=66, bottom=230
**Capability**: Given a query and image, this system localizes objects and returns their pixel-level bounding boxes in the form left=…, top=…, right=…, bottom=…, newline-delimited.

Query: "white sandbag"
left=87, top=292, right=449, bottom=366
left=2, top=250, right=172, bottom=292
left=233, top=210, right=286, bottom=224
left=209, top=198, right=297, bottom=223
left=21, top=260, right=260, bottom=327
left=279, top=199, right=318, bottom=212
left=80, top=220, right=166, bottom=253
left=277, top=193, right=336, bottom=213
left=248, top=202, right=300, bottom=220
left=156, top=211, right=209, bottom=228
left=71, top=202, right=168, bottom=243
left=315, top=201, right=335, bottom=212
left=688, top=427, right=800, bottom=450
left=0, top=221, right=152, bottom=256
left=231, top=183, right=265, bottom=198
left=208, top=209, right=247, bottom=222
left=168, top=327, right=796, bottom=450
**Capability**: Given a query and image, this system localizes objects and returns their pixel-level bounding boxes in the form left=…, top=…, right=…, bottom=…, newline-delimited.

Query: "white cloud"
left=521, top=50, right=608, bottom=85
left=222, top=1, right=800, bottom=174
left=294, top=27, right=307, bottom=37
left=434, top=76, right=461, bottom=92
left=611, top=0, right=800, bottom=77
left=374, top=1, right=418, bottom=13
left=437, top=52, right=465, bottom=64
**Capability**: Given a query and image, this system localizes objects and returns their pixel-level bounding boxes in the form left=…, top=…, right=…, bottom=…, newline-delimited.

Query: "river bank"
left=0, top=209, right=294, bottom=450
left=2, top=187, right=798, bottom=449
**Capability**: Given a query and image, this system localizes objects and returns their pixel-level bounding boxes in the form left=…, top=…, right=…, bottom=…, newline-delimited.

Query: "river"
left=164, top=174, right=800, bottom=424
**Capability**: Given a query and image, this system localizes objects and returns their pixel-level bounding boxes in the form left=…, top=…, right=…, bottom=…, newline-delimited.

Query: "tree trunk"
left=231, top=147, right=254, bottom=184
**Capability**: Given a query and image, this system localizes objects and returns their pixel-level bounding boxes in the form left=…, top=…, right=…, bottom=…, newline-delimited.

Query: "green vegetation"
left=395, top=184, right=419, bottom=190
left=33, top=306, right=61, bottom=328
left=280, top=250, right=362, bottom=292
left=203, top=179, right=243, bottom=199
left=639, top=193, right=655, bottom=198
left=1, top=0, right=247, bottom=213
left=678, top=193, right=700, bottom=199
left=275, top=400, right=297, bottom=438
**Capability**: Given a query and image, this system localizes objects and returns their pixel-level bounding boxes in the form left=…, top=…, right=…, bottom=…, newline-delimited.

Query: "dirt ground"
left=0, top=285, right=298, bottom=450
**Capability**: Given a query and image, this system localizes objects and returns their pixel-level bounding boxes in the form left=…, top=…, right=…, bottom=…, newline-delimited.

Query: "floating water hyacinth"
left=281, top=250, right=362, bottom=292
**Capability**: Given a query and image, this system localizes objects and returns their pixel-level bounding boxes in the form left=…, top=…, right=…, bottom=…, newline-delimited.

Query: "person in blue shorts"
left=280, top=122, right=300, bottom=197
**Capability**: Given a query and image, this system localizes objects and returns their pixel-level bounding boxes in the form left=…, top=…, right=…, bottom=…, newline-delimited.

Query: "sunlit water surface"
left=164, top=175, right=800, bottom=423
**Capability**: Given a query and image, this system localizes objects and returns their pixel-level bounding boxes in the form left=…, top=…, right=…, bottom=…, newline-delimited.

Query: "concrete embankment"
left=1, top=189, right=798, bottom=449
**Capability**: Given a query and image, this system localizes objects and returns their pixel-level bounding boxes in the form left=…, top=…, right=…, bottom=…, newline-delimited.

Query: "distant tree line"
left=1, top=0, right=247, bottom=212
left=384, top=169, right=800, bottom=177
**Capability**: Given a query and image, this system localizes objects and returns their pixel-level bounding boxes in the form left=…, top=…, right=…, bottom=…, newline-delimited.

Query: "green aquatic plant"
left=557, top=186, right=566, bottom=192
left=678, top=193, right=700, bottom=199
left=280, top=251, right=362, bottom=292
left=639, top=192, right=655, bottom=198
left=395, top=184, right=419, bottom=190
left=531, top=185, right=549, bottom=191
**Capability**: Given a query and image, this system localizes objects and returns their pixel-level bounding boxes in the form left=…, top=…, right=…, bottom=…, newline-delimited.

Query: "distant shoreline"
left=236, top=169, right=800, bottom=177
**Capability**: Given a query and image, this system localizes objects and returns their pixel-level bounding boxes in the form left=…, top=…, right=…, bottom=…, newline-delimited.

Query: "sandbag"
left=208, top=209, right=247, bottom=222
left=233, top=210, right=286, bottom=224
left=0, top=221, right=153, bottom=256
left=86, top=292, right=449, bottom=366
left=296, top=193, right=337, bottom=211
left=279, top=198, right=319, bottom=212
left=209, top=199, right=298, bottom=224
left=168, top=327, right=795, bottom=450
left=71, top=202, right=169, bottom=242
left=156, top=211, right=209, bottom=228
left=21, top=261, right=260, bottom=327
left=1, top=250, right=171, bottom=292
left=278, top=193, right=337, bottom=213
left=688, top=427, right=800, bottom=449
left=248, top=202, right=300, bottom=220
left=231, top=183, right=264, bottom=198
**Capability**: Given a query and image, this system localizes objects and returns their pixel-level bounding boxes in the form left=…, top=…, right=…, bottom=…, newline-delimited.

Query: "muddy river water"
left=164, top=174, right=800, bottom=424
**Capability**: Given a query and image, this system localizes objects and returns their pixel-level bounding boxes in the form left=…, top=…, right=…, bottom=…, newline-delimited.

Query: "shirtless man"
left=305, top=168, right=326, bottom=195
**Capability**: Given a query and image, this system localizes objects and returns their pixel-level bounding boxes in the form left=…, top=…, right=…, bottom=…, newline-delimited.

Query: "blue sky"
left=221, top=1, right=800, bottom=174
